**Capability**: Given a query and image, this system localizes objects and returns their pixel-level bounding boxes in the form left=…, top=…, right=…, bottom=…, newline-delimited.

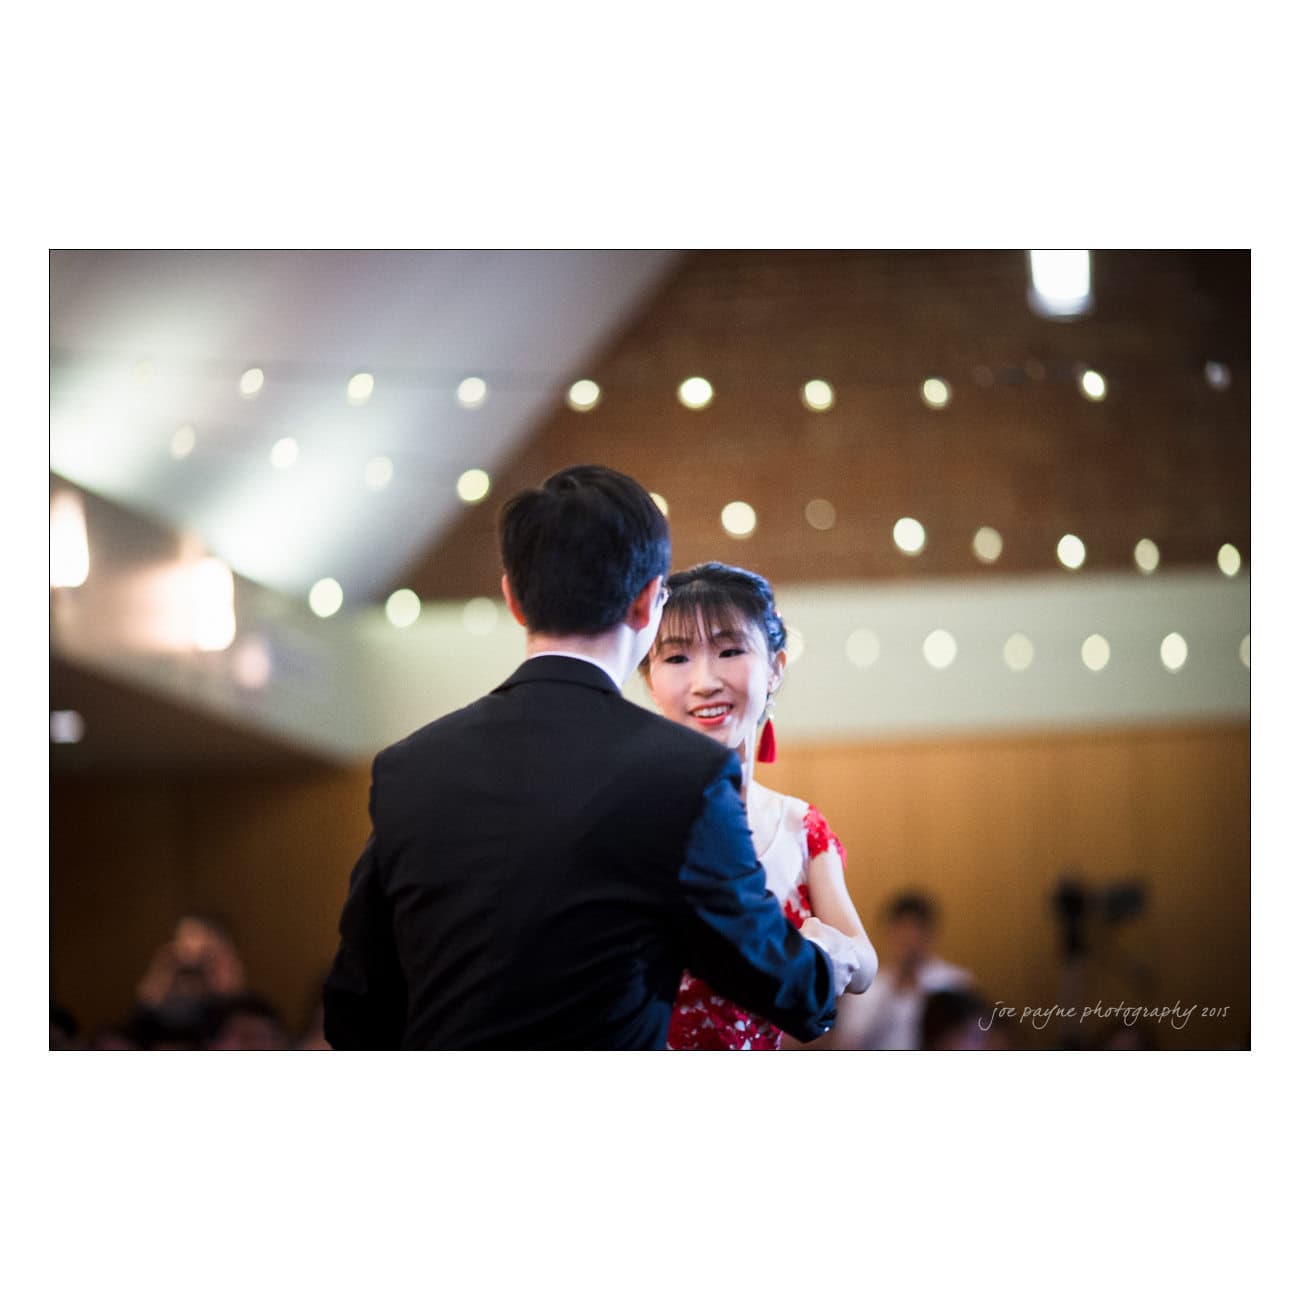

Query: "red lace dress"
left=667, top=796, right=847, bottom=1050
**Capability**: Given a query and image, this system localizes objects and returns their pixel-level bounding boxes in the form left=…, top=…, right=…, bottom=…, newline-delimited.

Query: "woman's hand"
left=799, top=916, right=866, bottom=996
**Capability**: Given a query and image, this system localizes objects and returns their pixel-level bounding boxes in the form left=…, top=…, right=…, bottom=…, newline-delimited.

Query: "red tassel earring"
left=757, top=700, right=777, bottom=763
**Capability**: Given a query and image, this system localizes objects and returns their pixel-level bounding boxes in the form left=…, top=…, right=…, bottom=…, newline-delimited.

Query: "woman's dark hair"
left=499, top=465, right=671, bottom=635
left=641, top=562, right=787, bottom=673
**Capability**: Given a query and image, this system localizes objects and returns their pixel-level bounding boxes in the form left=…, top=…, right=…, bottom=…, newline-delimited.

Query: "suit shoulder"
left=611, top=698, right=739, bottom=774
left=371, top=696, right=491, bottom=771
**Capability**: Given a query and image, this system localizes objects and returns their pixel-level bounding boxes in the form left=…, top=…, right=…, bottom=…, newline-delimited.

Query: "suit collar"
left=494, top=654, right=623, bottom=696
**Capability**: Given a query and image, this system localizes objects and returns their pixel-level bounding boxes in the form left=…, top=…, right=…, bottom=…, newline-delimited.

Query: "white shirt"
left=855, top=957, right=972, bottom=1050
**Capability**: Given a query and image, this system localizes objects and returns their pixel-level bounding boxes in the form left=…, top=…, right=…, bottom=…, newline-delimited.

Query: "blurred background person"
left=125, top=911, right=249, bottom=1049
left=855, top=891, right=972, bottom=1050
left=920, top=989, right=1011, bottom=1050
left=205, top=994, right=290, bottom=1050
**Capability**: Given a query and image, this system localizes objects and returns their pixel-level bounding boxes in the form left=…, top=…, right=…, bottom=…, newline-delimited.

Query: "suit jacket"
left=322, top=655, right=837, bottom=1049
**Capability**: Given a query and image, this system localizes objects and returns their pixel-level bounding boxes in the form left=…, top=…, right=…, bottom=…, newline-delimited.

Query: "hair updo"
left=642, top=562, right=787, bottom=672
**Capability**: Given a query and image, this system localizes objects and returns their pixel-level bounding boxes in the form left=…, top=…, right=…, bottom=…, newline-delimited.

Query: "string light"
left=347, top=372, right=375, bottom=405
left=457, top=469, right=491, bottom=503
left=678, top=377, right=714, bottom=410
left=801, top=380, right=835, bottom=411
left=893, top=517, right=926, bottom=555
left=309, top=578, right=343, bottom=618
left=721, top=501, right=757, bottom=538
left=567, top=379, right=601, bottom=411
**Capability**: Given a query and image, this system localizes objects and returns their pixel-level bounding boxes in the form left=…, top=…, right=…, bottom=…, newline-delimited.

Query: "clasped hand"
left=799, top=916, right=873, bottom=996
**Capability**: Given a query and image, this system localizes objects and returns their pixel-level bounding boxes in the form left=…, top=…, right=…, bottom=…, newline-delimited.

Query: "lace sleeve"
left=803, top=805, right=847, bottom=869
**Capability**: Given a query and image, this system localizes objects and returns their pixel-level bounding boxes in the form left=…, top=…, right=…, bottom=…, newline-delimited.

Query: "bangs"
left=652, top=590, right=761, bottom=655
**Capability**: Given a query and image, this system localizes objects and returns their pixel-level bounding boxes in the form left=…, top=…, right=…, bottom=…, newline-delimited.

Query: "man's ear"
left=626, top=574, right=663, bottom=632
left=501, top=573, right=528, bottom=627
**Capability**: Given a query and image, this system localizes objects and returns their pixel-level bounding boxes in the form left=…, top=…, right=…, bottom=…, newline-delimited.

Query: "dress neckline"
left=747, top=782, right=788, bottom=861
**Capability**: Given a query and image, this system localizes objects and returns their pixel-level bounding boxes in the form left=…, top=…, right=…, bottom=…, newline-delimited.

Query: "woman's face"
left=646, top=612, right=785, bottom=755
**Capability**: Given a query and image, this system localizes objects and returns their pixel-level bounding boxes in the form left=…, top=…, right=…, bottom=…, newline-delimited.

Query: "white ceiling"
left=50, top=249, right=680, bottom=602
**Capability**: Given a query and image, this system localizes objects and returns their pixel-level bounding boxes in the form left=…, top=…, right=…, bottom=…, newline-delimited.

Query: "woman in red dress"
left=641, top=562, right=877, bottom=1050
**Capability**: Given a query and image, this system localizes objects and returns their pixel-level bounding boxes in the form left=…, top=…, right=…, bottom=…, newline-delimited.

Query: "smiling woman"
left=640, top=562, right=878, bottom=1050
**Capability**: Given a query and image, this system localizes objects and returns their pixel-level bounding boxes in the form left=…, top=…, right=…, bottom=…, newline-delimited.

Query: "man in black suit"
left=323, top=464, right=861, bottom=1048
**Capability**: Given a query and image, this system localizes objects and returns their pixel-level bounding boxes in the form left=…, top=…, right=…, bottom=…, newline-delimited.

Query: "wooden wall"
left=773, top=723, right=1250, bottom=1049
left=51, top=721, right=1248, bottom=1049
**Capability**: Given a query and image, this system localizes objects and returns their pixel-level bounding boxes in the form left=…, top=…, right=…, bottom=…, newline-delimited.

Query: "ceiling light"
left=309, top=578, right=344, bottom=618
left=921, top=378, right=950, bottom=409
left=1027, top=250, right=1093, bottom=318
left=457, top=469, right=491, bottom=503
left=923, top=629, right=957, bottom=669
left=191, top=557, right=236, bottom=651
left=1160, top=632, right=1189, bottom=673
left=270, top=437, right=299, bottom=469
left=567, top=379, right=601, bottom=412
left=239, top=366, right=265, bottom=397
left=1217, top=543, right=1242, bottom=577
left=170, top=425, right=197, bottom=459
left=893, top=517, right=926, bottom=555
left=347, top=372, right=375, bottom=405
left=456, top=377, right=488, bottom=409
left=364, top=456, right=393, bottom=490
left=50, top=710, right=86, bottom=744
left=1134, top=538, right=1160, bottom=574
left=801, top=380, right=835, bottom=412
left=1079, top=369, right=1107, bottom=401
left=677, top=377, right=714, bottom=410
left=845, top=629, right=880, bottom=669
left=386, top=589, right=421, bottom=629
left=50, top=491, right=90, bottom=588
left=720, top=501, right=756, bottom=538
left=972, top=526, right=1003, bottom=563
left=1081, top=634, right=1110, bottom=672
left=1003, top=633, right=1034, bottom=671
left=1057, top=534, right=1086, bottom=570
left=650, top=492, right=669, bottom=516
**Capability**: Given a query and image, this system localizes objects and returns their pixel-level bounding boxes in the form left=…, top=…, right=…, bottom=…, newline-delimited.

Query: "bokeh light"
left=457, top=469, right=491, bottom=503
left=567, top=379, right=601, bottom=411
left=893, top=517, right=926, bottom=555
left=923, top=629, right=957, bottom=669
left=721, top=501, right=757, bottom=538
left=678, top=377, right=714, bottom=410
left=1081, top=634, right=1110, bottom=672
left=309, top=578, right=343, bottom=618
left=1057, top=534, right=1086, bottom=570
left=801, top=379, right=835, bottom=412
left=386, top=589, right=421, bottom=629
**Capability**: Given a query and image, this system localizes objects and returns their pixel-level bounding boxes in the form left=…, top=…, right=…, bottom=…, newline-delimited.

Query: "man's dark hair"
left=499, top=465, right=670, bottom=635
left=886, top=891, right=937, bottom=926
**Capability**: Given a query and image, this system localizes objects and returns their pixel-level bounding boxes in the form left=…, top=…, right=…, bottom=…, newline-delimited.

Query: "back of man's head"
left=499, top=465, right=671, bottom=635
